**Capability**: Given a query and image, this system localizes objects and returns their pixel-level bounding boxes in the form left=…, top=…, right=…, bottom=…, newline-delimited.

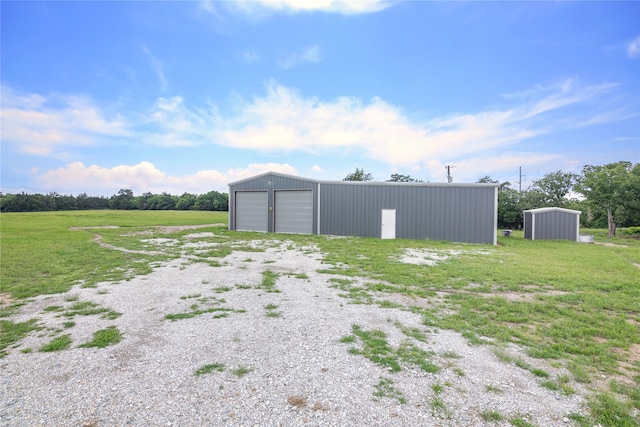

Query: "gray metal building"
left=228, top=172, right=499, bottom=244
left=523, top=207, right=581, bottom=242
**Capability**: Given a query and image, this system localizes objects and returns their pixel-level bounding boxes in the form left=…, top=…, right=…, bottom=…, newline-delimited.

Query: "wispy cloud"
left=278, top=45, right=321, bottom=69
left=0, top=85, right=129, bottom=156
left=627, top=35, right=640, bottom=58
left=229, top=0, right=392, bottom=16
left=37, top=161, right=296, bottom=194
left=237, top=49, right=260, bottom=63
left=142, top=45, right=168, bottom=91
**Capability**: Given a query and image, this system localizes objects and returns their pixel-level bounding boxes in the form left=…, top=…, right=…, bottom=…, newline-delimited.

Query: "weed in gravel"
left=62, top=321, right=75, bottom=329
left=20, top=348, right=32, bottom=354
left=264, top=303, right=281, bottom=318
left=441, top=350, right=462, bottom=359
left=432, top=383, right=444, bottom=395
left=430, top=396, right=452, bottom=419
left=377, top=300, right=404, bottom=309
left=480, top=409, right=505, bottom=422
left=260, top=270, right=280, bottom=293
left=393, top=320, right=425, bottom=339
left=180, top=294, right=202, bottom=300
left=43, top=305, right=64, bottom=312
left=287, top=395, right=307, bottom=408
left=453, top=367, right=465, bottom=377
left=231, top=365, right=253, bottom=378
left=346, top=324, right=439, bottom=373
left=339, top=334, right=356, bottom=344
left=213, top=286, right=232, bottom=293
left=62, top=301, right=121, bottom=320
left=311, top=402, right=330, bottom=411
left=373, top=377, right=406, bottom=404
left=78, top=326, right=122, bottom=348
left=40, top=334, right=72, bottom=352
left=194, top=363, right=225, bottom=376
left=509, top=416, right=536, bottom=427
left=235, top=284, right=252, bottom=290
left=485, top=384, right=503, bottom=393
left=0, top=319, right=41, bottom=357
left=530, top=368, right=549, bottom=378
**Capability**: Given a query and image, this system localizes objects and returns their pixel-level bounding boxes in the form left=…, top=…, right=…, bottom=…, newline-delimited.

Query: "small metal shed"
left=523, top=207, right=581, bottom=242
left=229, top=172, right=499, bottom=245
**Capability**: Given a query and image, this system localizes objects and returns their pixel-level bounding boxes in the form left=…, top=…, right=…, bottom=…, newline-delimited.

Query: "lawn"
left=0, top=210, right=638, bottom=425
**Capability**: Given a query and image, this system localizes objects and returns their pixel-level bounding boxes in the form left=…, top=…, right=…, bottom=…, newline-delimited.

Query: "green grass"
left=373, top=377, right=406, bottom=404
left=1, top=213, right=639, bottom=423
left=78, top=326, right=122, bottom=348
left=0, top=319, right=41, bottom=357
left=40, top=334, right=72, bottom=352
left=194, top=363, right=226, bottom=376
left=344, top=324, right=439, bottom=373
left=231, top=365, right=253, bottom=378
left=480, top=409, right=505, bottom=422
left=0, top=211, right=226, bottom=298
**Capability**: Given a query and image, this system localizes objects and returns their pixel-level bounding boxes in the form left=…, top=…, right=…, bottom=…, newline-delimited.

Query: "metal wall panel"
left=275, top=190, right=313, bottom=234
left=235, top=191, right=268, bottom=232
left=523, top=208, right=580, bottom=241
left=319, top=183, right=497, bottom=244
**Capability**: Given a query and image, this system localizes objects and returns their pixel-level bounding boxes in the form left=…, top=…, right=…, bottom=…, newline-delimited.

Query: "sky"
left=1, top=0, right=639, bottom=196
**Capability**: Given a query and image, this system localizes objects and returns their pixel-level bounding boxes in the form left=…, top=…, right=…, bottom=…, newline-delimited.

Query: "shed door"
left=275, top=190, right=313, bottom=234
left=381, top=209, right=396, bottom=239
left=236, top=191, right=268, bottom=232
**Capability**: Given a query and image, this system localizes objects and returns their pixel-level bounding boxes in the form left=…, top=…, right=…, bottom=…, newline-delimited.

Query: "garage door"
left=235, top=191, right=268, bottom=232
left=275, top=190, right=313, bottom=234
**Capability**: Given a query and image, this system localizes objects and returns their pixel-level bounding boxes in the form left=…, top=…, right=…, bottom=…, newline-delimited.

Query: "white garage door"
left=275, top=190, right=313, bottom=234
left=235, top=191, right=268, bottom=232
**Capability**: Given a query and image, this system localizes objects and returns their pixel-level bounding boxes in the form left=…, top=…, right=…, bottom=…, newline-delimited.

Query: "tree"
left=528, top=171, right=578, bottom=207
left=575, top=161, right=637, bottom=237
left=387, top=173, right=422, bottom=182
left=343, top=168, right=373, bottom=182
left=109, top=189, right=135, bottom=210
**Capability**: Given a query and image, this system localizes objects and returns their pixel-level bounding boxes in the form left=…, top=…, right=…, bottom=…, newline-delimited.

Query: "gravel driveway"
left=1, top=232, right=586, bottom=426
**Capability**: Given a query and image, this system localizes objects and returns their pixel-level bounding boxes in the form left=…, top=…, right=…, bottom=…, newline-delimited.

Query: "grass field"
left=0, top=210, right=638, bottom=425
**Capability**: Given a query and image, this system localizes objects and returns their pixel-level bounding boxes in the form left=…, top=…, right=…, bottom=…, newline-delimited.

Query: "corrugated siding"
left=534, top=211, right=578, bottom=241
left=524, top=212, right=533, bottom=240
left=319, top=183, right=497, bottom=244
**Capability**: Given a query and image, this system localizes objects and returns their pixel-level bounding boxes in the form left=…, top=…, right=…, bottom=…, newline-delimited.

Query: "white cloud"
left=229, top=0, right=391, bottom=15
left=237, top=50, right=260, bottom=63
left=213, top=80, right=621, bottom=169
left=278, top=45, right=321, bottom=69
left=311, top=165, right=323, bottom=172
left=37, top=161, right=297, bottom=195
left=0, top=85, right=129, bottom=156
left=627, top=35, right=640, bottom=58
left=142, top=45, right=168, bottom=91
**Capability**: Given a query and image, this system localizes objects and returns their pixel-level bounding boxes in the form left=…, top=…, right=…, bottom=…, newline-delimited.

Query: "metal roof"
left=229, top=171, right=499, bottom=188
left=523, top=207, right=582, bottom=215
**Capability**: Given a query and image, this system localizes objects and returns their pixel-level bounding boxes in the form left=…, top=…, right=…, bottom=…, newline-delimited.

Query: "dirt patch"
left=0, top=293, right=15, bottom=306
left=481, top=289, right=570, bottom=303
left=594, top=242, right=629, bottom=248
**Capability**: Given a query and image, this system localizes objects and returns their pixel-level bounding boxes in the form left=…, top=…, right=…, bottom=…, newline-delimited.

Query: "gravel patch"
left=1, top=238, right=587, bottom=426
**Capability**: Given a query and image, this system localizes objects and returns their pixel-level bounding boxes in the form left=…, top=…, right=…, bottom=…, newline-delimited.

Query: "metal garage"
left=228, top=171, right=499, bottom=244
left=523, top=207, right=581, bottom=242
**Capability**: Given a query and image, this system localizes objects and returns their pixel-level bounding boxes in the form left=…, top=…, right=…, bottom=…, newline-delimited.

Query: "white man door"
left=381, top=209, right=396, bottom=239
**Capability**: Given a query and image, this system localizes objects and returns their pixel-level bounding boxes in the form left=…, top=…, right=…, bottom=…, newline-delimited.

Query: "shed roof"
left=523, top=207, right=582, bottom=215
left=229, top=171, right=499, bottom=188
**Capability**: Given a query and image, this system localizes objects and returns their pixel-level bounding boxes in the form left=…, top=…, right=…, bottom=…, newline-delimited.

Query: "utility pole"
left=517, top=167, right=525, bottom=192
left=445, top=165, right=454, bottom=183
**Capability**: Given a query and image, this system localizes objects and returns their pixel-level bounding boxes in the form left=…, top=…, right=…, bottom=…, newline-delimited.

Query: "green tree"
left=528, top=170, right=578, bottom=207
left=109, top=189, right=135, bottom=210
left=175, top=193, right=197, bottom=210
left=343, top=168, right=373, bottom=182
left=387, top=173, right=422, bottom=182
left=575, top=161, right=638, bottom=237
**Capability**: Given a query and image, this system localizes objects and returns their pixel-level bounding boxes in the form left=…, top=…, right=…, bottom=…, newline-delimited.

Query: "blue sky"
left=1, top=1, right=639, bottom=196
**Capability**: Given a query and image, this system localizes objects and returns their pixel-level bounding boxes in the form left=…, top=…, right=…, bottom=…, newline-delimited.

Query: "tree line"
left=0, top=189, right=229, bottom=213
left=344, top=161, right=640, bottom=236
